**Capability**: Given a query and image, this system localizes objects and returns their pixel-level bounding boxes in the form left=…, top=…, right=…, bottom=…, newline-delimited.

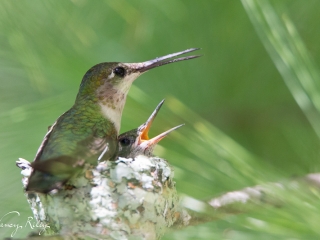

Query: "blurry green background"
left=1, top=0, right=320, bottom=239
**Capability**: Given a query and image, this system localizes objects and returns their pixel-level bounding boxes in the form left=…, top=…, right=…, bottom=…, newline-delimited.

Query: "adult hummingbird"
left=26, top=48, right=200, bottom=193
left=118, top=99, right=184, bottom=158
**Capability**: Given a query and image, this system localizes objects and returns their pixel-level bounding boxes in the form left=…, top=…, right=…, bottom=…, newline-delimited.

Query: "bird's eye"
left=113, top=67, right=126, bottom=77
left=119, top=138, right=131, bottom=146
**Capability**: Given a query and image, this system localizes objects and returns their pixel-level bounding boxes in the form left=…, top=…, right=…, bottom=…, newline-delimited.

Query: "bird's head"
left=117, top=100, right=184, bottom=158
left=76, top=48, right=200, bottom=132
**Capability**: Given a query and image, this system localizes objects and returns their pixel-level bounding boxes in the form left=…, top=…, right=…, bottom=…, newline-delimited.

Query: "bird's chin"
left=138, top=142, right=154, bottom=155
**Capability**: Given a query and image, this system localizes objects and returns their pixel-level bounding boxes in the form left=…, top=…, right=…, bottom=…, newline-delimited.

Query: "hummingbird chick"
left=26, top=49, right=200, bottom=193
left=118, top=100, right=184, bottom=158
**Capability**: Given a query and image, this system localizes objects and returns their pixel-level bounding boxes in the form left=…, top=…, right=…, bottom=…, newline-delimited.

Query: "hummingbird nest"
left=17, top=156, right=190, bottom=239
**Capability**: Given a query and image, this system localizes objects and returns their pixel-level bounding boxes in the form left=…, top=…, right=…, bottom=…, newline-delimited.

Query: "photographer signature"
left=0, top=211, right=50, bottom=237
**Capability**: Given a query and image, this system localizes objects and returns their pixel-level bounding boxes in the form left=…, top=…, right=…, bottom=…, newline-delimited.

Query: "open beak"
left=130, top=48, right=201, bottom=73
left=138, top=99, right=165, bottom=142
left=137, top=100, right=184, bottom=147
left=140, top=124, right=184, bottom=148
left=136, top=99, right=184, bottom=150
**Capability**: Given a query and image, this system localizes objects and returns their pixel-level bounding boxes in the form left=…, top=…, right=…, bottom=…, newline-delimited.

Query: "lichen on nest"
left=17, top=155, right=189, bottom=239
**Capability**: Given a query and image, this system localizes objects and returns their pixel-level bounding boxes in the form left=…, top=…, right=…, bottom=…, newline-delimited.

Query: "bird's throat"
left=99, top=100, right=124, bottom=134
left=96, top=71, right=141, bottom=134
left=97, top=85, right=130, bottom=134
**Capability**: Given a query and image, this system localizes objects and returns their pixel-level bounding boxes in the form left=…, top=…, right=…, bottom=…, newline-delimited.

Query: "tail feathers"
left=26, top=156, right=82, bottom=193
left=26, top=171, right=68, bottom=193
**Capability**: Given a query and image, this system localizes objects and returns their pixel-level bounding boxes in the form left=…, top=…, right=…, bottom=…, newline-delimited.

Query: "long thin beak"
left=130, top=48, right=201, bottom=73
left=139, top=99, right=165, bottom=140
left=140, top=124, right=185, bottom=146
